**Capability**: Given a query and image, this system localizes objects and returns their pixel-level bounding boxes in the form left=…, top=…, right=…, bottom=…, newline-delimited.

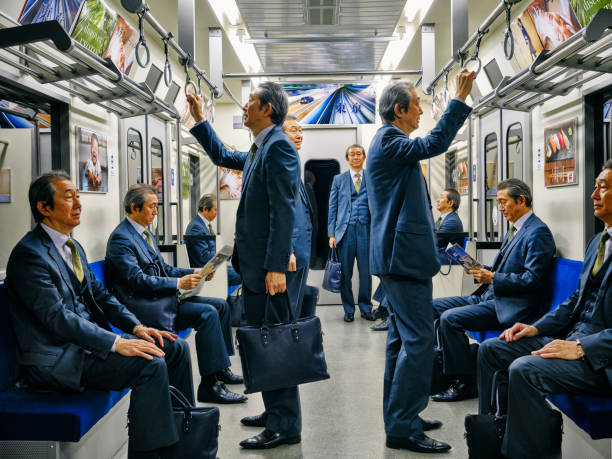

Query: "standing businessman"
left=187, top=82, right=302, bottom=450
left=367, top=70, right=474, bottom=453
left=328, top=144, right=374, bottom=322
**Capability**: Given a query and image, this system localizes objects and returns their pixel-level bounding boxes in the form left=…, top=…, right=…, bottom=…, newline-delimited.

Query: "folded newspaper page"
left=179, top=245, right=233, bottom=301
left=445, top=243, right=482, bottom=270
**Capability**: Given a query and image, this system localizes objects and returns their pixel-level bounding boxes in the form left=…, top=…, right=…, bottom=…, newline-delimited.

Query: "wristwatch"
left=576, top=339, right=585, bottom=359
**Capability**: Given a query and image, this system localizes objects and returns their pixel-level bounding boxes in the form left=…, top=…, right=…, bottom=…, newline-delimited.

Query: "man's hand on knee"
left=500, top=322, right=538, bottom=342
left=532, top=339, right=583, bottom=360
left=116, top=337, right=166, bottom=360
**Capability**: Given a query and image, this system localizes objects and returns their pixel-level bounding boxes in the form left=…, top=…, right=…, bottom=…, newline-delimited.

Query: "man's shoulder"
left=185, top=216, right=205, bottom=234
left=108, top=220, right=135, bottom=245
left=525, top=214, right=553, bottom=236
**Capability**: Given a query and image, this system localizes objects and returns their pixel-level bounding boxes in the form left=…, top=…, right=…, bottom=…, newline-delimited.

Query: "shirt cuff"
left=110, top=335, right=120, bottom=353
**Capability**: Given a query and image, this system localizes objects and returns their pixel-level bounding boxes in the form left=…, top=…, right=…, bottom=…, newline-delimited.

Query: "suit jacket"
left=291, top=180, right=313, bottom=269
left=483, top=214, right=556, bottom=326
left=185, top=215, right=216, bottom=268
left=328, top=170, right=368, bottom=243
left=367, top=98, right=472, bottom=279
left=436, top=211, right=464, bottom=249
left=190, top=121, right=299, bottom=293
left=5, top=225, right=139, bottom=391
left=105, top=218, right=193, bottom=299
left=533, top=234, right=612, bottom=386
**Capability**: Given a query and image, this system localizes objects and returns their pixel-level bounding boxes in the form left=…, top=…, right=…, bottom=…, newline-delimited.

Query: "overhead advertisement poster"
left=282, top=83, right=376, bottom=125
left=18, top=0, right=84, bottom=32
left=544, top=118, right=577, bottom=187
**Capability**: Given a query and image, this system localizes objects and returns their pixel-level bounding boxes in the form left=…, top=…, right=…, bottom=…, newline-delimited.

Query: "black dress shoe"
left=421, top=418, right=442, bottom=431
left=371, top=317, right=390, bottom=331
left=344, top=313, right=354, bottom=322
left=386, top=433, right=451, bottom=453
left=361, top=311, right=376, bottom=321
left=240, top=412, right=267, bottom=427
left=240, top=429, right=301, bottom=449
left=216, top=367, right=244, bottom=385
left=373, top=307, right=389, bottom=319
left=431, top=378, right=477, bottom=402
left=197, top=381, right=247, bottom=404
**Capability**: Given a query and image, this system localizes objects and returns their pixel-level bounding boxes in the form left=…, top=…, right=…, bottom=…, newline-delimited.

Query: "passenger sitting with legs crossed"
left=478, top=159, right=612, bottom=459
left=432, top=178, right=556, bottom=402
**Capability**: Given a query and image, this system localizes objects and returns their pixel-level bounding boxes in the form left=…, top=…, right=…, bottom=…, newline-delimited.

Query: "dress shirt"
left=198, top=214, right=213, bottom=232
left=40, top=223, right=119, bottom=352
left=254, top=124, right=275, bottom=149
left=509, top=209, right=533, bottom=235
left=439, top=211, right=452, bottom=225
left=350, top=169, right=364, bottom=185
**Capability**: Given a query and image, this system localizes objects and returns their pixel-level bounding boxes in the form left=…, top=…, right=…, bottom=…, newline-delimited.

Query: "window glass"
left=507, top=123, right=523, bottom=181
left=151, top=138, right=163, bottom=241
left=127, top=129, right=143, bottom=186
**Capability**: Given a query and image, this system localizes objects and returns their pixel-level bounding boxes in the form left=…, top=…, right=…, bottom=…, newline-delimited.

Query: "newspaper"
left=179, top=245, right=233, bottom=301
left=445, top=243, right=482, bottom=270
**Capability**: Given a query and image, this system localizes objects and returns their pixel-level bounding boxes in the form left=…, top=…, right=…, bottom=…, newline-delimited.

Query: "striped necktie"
left=64, top=238, right=84, bottom=282
left=249, top=143, right=258, bottom=163
left=143, top=229, right=155, bottom=250
left=592, top=230, right=611, bottom=276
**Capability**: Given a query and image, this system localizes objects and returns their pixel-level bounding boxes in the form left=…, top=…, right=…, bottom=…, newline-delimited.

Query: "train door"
left=119, top=115, right=147, bottom=210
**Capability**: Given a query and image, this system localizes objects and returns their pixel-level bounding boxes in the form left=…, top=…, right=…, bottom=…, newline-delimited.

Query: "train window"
left=485, top=133, right=498, bottom=195
left=126, top=129, right=143, bottom=186
left=305, top=159, right=340, bottom=269
left=151, top=137, right=164, bottom=241
left=506, top=123, right=523, bottom=181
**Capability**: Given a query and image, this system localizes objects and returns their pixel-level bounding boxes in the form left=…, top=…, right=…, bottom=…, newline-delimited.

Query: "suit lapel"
left=242, top=127, right=277, bottom=192
left=124, top=219, right=157, bottom=265
left=344, top=171, right=353, bottom=198
left=301, top=182, right=313, bottom=215
left=37, top=227, right=77, bottom=301
left=494, top=215, right=535, bottom=270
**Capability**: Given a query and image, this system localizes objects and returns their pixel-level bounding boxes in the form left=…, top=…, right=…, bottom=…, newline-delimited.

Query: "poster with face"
left=77, top=127, right=108, bottom=192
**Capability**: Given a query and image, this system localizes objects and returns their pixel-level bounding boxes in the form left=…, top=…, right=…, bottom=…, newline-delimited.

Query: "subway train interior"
left=0, top=0, right=612, bottom=458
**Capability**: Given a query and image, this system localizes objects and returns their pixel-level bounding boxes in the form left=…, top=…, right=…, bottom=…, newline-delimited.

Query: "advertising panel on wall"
left=77, top=127, right=108, bottom=193
left=544, top=118, right=578, bottom=187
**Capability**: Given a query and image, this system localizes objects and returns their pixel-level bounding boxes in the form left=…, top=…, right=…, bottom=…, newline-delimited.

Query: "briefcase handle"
left=169, top=385, right=193, bottom=410
left=328, top=247, right=339, bottom=262
left=490, top=370, right=508, bottom=417
left=262, top=291, right=295, bottom=327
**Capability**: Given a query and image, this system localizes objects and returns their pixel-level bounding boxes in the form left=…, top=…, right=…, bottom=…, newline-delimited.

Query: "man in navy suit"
left=432, top=179, right=555, bottom=403
left=435, top=188, right=464, bottom=259
left=186, top=82, right=302, bottom=450
left=478, top=161, right=612, bottom=459
left=367, top=70, right=475, bottom=453
left=328, top=144, right=374, bottom=322
left=185, top=194, right=241, bottom=287
left=106, top=184, right=246, bottom=405
left=283, top=115, right=313, bottom=317
left=5, top=172, right=193, bottom=459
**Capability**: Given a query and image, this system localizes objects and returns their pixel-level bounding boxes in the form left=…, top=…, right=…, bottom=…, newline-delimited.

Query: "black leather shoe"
left=216, top=367, right=244, bottom=385
left=421, top=418, right=442, bottom=431
left=344, top=313, right=354, bottom=322
left=373, top=307, right=389, bottom=319
left=240, top=429, right=301, bottom=449
left=371, top=317, right=390, bottom=331
left=197, top=381, right=247, bottom=404
left=431, top=378, right=477, bottom=402
left=240, top=412, right=267, bottom=427
left=361, top=311, right=376, bottom=321
left=386, top=433, right=451, bottom=453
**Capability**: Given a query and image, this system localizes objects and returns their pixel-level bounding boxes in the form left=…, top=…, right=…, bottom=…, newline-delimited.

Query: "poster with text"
left=544, top=118, right=577, bottom=187
left=77, top=127, right=108, bottom=192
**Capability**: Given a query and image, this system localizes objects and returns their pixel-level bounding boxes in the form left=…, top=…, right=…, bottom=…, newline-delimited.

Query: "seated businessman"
left=105, top=184, right=246, bottom=404
left=477, top=159, right=612, bottom=459
left=5, top=171, right=193, bottom=459
left=432, top=178, right=555, bottom=402
left=435, top=188, right=464, bottom=263
left=185, top=193, right=241, bottom=288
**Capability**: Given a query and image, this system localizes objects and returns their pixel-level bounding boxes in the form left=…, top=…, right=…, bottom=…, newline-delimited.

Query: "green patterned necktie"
left=64, top=238, right=84, bottom=282
left=143, top=229, right=155, bottom=250
left=436, top=217, right=442, bottom=229
left=208, top=223, right=214, bottom=235
left=354, top=173, right=362, bottom=193
left=249, top=143, right=258, bottom=163
left=592, top=230, right=611, bottom=276
left=501, top=226, right=516, bottom=253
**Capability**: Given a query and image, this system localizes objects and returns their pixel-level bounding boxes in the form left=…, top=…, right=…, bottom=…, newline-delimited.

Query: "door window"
left=127, top=128, right=143, bottom=186
left=151, top=138, right=164, bottom=241
left=484, top=133, right=499, bottom=241
left=507, top=123, right=523, bottom=181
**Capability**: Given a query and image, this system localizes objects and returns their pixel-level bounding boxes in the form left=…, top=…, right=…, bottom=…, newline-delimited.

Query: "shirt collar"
left=127, top=216, right=147, bottom=236
left=199, top=213, right=211, bottom=228
left=254, top=124, right=275, bottom=149
left=40, top=222, right=70, bottom=252
left=440, top=211, right=452, bottom=221
left=512, top=210, right=533, bottom=232
left=350, top=169, right=363, bottom=180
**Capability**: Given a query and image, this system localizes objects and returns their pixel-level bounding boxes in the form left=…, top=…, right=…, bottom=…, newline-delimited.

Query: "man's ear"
left=394, top=104, right=405, bottom=118
left=36, top=201, right=50, bottom=218
left=262, top=102, right=273, bottom=117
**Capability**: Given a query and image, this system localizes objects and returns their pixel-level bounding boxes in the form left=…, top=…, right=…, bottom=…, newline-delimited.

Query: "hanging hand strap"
left=183, top=55, right=197, bottom=95
left=135, top=8, right=151, bottom=68
left=503, top=1, right=514, bottom=60
left=162, top=32, right=173, bottom=87
left=464, top=31, right=484, bottom=76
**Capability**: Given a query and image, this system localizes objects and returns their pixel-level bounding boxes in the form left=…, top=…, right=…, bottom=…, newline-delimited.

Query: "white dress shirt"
left=439, top=211, right=452, bottom=224
left=510, top=209, right=533, bottom=235
left=350, top=169, right=364, bottom=185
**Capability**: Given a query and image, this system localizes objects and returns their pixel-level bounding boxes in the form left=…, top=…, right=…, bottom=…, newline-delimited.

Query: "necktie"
left=65, top=238, right=84, bottom=282
left=249, top=143, right=258, bottom=163
left=501, top=226, right=516, bottom=254
left=208, top=223, right=215, bottom=235
left=436, top=217, right=442, bottom=229
left=354, top=173, right=362, bottom=193
left=592, top=230, right=611, bottom=276
left=143, top=229, right=155, bottom=250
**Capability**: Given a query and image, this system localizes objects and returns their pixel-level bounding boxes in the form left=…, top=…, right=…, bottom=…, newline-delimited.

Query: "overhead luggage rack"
left=0, top=16, right=180, bottom=119
left=473, top=9, right=612, bottom=115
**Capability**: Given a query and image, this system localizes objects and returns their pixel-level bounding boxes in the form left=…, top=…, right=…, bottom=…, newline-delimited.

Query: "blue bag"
left=322, top=247, right=342, bottom=293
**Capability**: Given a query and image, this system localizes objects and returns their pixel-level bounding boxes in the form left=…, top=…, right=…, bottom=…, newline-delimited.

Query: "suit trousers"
left=338, top=221, right=372, bottom=314
left=243, top=280, right=302, bottom=436
left=80, top=338, right=193, bottom=452
left=227, top=265, right=241, bottom=287
left=286, top=266, right=308, bottom=318
left=478, top=336, right=609, bottom=459
left=434, top=294, right=501, bottom=375
left=380, top=274, right=434, bottom=437
left=175, top=297, right=231, bottom=376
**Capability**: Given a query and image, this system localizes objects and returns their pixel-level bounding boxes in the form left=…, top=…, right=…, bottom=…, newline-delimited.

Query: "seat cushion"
left=0, top=387, right=129, bottom=441
left=548, top=394, right=612, bottom=440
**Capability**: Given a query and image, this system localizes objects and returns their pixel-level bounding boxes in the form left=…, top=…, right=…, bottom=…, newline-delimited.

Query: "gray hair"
left=603, top=159, right=612, bottom=171
left=444, top=188, right=461, bottom=211
left=497, top=178, right=532, bottom=208
left=256, top=81, right=288, bottom=126
left=198, top=193, right=216, bottom=212
left=379, top=80, right=415, bottom=124
left=124, top=184, right=157, bottom=214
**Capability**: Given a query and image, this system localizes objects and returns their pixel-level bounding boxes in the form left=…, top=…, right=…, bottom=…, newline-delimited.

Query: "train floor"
left=116, top=304, right=478, bottom=459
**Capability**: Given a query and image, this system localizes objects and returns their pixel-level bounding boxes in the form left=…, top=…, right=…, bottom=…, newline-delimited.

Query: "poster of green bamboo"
left=570, top=0, right=612, bottom=26
left=71, top=0, right=117, bottom=57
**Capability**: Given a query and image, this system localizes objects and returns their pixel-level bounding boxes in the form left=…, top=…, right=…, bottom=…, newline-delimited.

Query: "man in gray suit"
left=478, top=159, right=612, bottom=458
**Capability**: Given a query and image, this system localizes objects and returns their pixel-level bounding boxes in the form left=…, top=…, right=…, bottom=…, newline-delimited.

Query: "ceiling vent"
left=305, top=0, right=339, bottom=26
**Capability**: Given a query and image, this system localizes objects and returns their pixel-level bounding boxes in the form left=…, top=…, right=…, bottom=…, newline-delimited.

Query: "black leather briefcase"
left=430, top=319, right=449, bottom=394
left=235, top=295, right=330, bottom=394
left=165, top=386, right=220, bottom=459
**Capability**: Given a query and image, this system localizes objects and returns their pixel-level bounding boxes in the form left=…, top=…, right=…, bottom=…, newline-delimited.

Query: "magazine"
left=71, top=0, right=117, bottom=58
left=103, top=16, right=138, bottom=74
left=18, top=0, right=85, bottom=33
left=445, top=243, right=482, bottom=270
left=179, top=245, right=234, bottom=301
